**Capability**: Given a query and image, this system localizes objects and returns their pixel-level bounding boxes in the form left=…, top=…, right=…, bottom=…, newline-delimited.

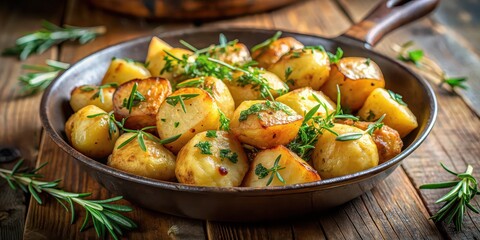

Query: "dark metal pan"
left=40, top=0, right=439, bottom=221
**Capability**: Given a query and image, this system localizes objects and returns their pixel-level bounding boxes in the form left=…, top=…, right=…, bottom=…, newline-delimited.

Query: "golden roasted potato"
left=276, top=87, right=336, bottom=118
left=101, top=58, right=151, bottom=85
left=338, top=119, right=403, bottom=163
left=69, top=84, right=116, bottom=112
left=208, top=43, right=251, bottom=66
left=156, top=88, right=221, bottom=154
left=147, top=48, right=193, bottom=82
left=65, top=105, right=119, bottom=159
left=242, top=145, right=320, bottom=187
left=251, top=36, right=304, bottom=69
left=176, top=130, right=249, bottom=187
left=268, top=48, right=330, bottom=90
left=146, top=36, right=173, bottom=64
left=312, top=124, right=379, bottom=179
left=223, top=70, right=288, bottom=107
left=320, top=57, right=385, bottom=112
left=230, top=100, right=303, bottom=149
left=176, top=77, right=235, bottom=118
left=108, top=132, right=176, bottom=181
left=113, top=77, right=172, bottom=130
left=358, top=88, right=418, bottom=138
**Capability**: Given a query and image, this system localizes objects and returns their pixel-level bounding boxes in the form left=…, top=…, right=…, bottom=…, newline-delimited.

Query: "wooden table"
left=1, top=0, right=479, bottom=239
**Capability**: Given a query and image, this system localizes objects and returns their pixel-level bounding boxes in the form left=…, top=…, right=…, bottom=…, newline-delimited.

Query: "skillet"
left=40, top=0, right=439, bottom=221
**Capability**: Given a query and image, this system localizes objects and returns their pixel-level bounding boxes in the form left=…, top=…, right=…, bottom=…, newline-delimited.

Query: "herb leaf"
left=165, top=94, right=199, bottom=113
left=251, top=31, right=282, bottom=52
left=387, top=90, right=407, bottom=106
left=122, top=82, right=146, bottom=113
left=18, top=59, right=70, bottom=95
left=239, top=101, right=293, bottom=121
left=194, top=141, right=212, bottom=155
left=254, top=155, right=286, bottom=186
left=219, top=149, right=238, bottom=163
left=327, top=47, right=344, bottom=64
left=206, top=130, right=217, bottom=138
left=218, top=110, right=230, bottom=131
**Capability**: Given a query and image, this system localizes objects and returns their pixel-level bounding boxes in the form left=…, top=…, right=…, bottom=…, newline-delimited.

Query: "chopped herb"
left=218, top=110, right=230, bottom=131
left=254, top=155, right=286, bottom=186
left=165, top=93, right=199, bottom=113
left=174, top=122, right=180, bottom=128
left=206, top=130, right=217, bottom=138
left=290, top=51, right=301, bottom=58
left=365, top=58, right=371, bottom=66
left=194, top=141, right=212, bottom=155
left=366, top=110, right=376, bottom=121
left=251, top=31, right=282, bottom=52
left=82, top=83, right=118, bottom=103
left=327, top=47, right=343, bottom=64
left=87, top=111, right=120, bottom=139
left=285, top=66, right=293, bottom=80
left=161, top=118, right=166, bottom=122
left=239, top=101, right=293, bottom=121
left=387, top=90, right=407, bottom=106
left=219, top=149, right=238, bottom=163
left=176, top=78, right=205, bottom=88
left=122, top=82, right=146, bottom=113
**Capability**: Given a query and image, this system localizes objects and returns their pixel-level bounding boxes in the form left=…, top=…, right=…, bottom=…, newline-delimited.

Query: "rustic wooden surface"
left=0, top=0, right=478, bottom=239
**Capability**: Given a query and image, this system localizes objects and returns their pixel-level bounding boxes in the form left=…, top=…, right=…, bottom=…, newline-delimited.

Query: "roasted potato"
left=65, top=105, right=119, bottom=159
left=147, top=48, right=193, bottom=82
left=156, top=88, right=221, bottom=153
left=223, top=70, right=288, bottom=107
left=208, top=43, right=251, bottom=66
left=242, top=145, right=320, bottom=187
left=312, top=124, right=379, bottom=179
left=176, top=77, right=235, bottom=118
left=251, top=37, right=304, bottom=69
left=113, top=77, right=172, bottom=130
left=338, top=119, right=403, bottom=163
left=176, top=130, right=249, bottom=187
left=276, top=87, right=336, bottom=118
left=268, top=48, right=330, bottom=90
left=101, top=58, right=151, bottom=85
left=358, top=88, right=418, bottom=138
left=108, top=132, right=176, bottom=181
left=320, top=57, right=385, bottom=112
left=69, top=84, right=116, bottom=112
left=146, top=36, right=173, bottom=65
left=230, top=100, right=303, bottom=149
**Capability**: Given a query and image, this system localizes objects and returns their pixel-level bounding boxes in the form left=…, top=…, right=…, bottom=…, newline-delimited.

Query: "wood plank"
left=23, top=0, right=206, bottom=239
left=0, top=0, right=65, bottom=239
left=338, top=0, right=480, bottom=238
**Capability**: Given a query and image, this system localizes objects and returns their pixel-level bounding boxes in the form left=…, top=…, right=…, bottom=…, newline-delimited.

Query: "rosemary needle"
left=0, top=159, right=136, bottom=240
left=18, top=59, right=70, bottom=95
left=2, top=20, right=106, bottom=60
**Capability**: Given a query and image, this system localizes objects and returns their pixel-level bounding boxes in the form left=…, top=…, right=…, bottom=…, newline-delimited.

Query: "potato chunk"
left=208, top=43, right=252, bottom=66
left=70, top=84, right=116, bottom=112
left=276, top=87, right=336, bottom=118
left=268, top=48, right=330, bottom=90
left=320, top=57, right=385, bottom=112
left=242, top=145, right=320, bottom=187
left=223, top=70, right=288, bottom=107
left=156, top=88, right=221, bottom=153
left=113, top=77, right=172, bottom=130
left=176, top=131, right=249, bottom=187
left=101, top=58, right=151, bottom=85
left=65, top=105, right=119, bottom=159
left=358, top=88, right=418, bottom=138
left=251, top=37, right=304, bottom=69
left=176, top=77, right=235, bottom=118
left=108, top=132, right=176, bottom=181
left=230, top=100, right=303, bottom=149
left=312, top=124, right=379, bottom=179
left=146, top=36, right=173, bottom=64
left=147, top=48, right=193, bottom=82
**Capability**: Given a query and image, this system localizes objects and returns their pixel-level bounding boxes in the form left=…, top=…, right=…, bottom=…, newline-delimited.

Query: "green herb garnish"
left=219, top=149, right=238, bottom=163
left=18, top=59, right=70, bottom=95
left=194, top=141, right=212, bottom=155
left=254, top=155, right=286, bottom=186
left=206, top=130, right=217, bottom=138
left=239, top=101, right=293, bottom=121
left=117, top=126, right=180, bottom=152
left=327, top=47, right=343, bottom=64
left=87, top=111, right=121, bottom=139
left=81, top=83, right=118, bottom=103
left=335, top=114, right=385, bottom=141
left=165, top=93, right=199, bottom=113
left=218, top=110, right=230, bottom=131
left=251, top=31, right=282, bottom=53
left=387, top=90, right=407, bottom=106
left=122, top=82, right=146, bottom=113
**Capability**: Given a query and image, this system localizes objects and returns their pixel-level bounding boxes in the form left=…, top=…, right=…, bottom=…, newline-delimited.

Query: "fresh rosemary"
left=2, top=20, right=106, bottom=60
left=254, top=155, right=286, bottom=186
left=121, top=82, right=146, bottom=114
left=238, top=101, right=293, bottom=121
left=335, top=114, right=385, bottom=141
left=81, top=83, right=118, bottom=103
left=87, top=111, right=121, bottom=140
left=420, top=163, right=479, bottom=231
left=250, top=31, right=282, bottom=53
left=165, top=93, right=200, bottom=113
left=18, top=59, right=70, bottom=95
left=387, top=89, right=407, bottom=106
left=117, top=126, right=180, bottom=152
left=0, top=159, right=136, bottom=240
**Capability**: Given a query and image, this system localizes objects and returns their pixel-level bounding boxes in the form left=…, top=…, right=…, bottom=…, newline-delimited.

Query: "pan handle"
left=341, top=0, right=439, bottom=47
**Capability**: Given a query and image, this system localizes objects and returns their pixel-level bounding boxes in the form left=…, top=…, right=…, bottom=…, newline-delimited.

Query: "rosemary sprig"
left=254, top=155, right=286, bottom=186
left=420, top=163, right=479, bottom=231
left=122, top=82, right=146, bottom=114
left=2, top=20, right=106, bottom=60
left=0, top=159, right=136, bottom=240
left=87, top=111, right=121, bottom=140
left=238, top=101, right=293, bottom=121
left=393, top=41, right=468, bottom=91
left=18, top=59, right=70, bottom=95
left=165, top=93, right=200, bottom=113
left=251, top=31, right=282, bottom=53
left=81, top=83, right=118, bottom=103
left=117, top=126, right=180, bottom=152
left=336, top=114, right=385, bottom=141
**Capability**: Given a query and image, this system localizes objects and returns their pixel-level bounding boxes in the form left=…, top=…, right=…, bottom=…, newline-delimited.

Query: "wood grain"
left=0, top=0, right=65, bottom=239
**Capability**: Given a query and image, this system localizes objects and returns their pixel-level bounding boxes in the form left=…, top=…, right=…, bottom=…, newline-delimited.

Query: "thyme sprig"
left=238, top=101, right=293, bottom=121
left=0, top=159, right=136, bottom=240
left=420, top=163, right=479, bottom=231
left=336, top=114, right=385, bottom=141
left=18, top=59, right=70, bottom=95
left=2, top=20, right=106, bottom=60
left=393, top=41, right=468, bottom=91
left=254, top=155, right=286, bottom=186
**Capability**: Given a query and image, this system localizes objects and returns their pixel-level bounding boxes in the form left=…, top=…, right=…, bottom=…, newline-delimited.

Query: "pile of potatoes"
left=65, top=35, right=418, bottom=188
